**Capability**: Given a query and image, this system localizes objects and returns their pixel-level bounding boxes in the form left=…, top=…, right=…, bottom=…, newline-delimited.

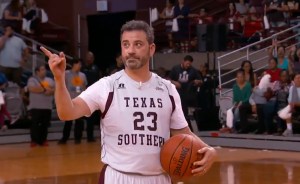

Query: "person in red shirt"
left=265, top=57, right=281, bottom=83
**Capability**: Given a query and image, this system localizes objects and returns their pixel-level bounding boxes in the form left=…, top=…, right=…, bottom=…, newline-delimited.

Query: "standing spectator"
left=82, top=51, right=101, bottom=142
left=58, top=58, right=87, bottom=144
left=282, top=73, right=300, bottom=136
left=198, top=63, right=214, bottom=109
left=169, top=55, right=201, bottom=130
left=241, top=60, right=257, bottom=87
left=108, top=53, right=124, bottom=75
left=27, top=65, right=55, bottom=147
left=273, top=70, right=292, bottom=135
left=232, top=69, right=252, bottom=133
left=0, top=25, right=29, bottom=86
left=236, top=0, right=250, bottom=15
left=2, top=0, right=22, bottom=32
left=174, top=0, right=190, bottom=53
left=160, top=0, right=175, bottom=52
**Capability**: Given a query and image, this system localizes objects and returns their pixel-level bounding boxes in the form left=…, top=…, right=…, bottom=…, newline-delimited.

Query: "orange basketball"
left=160, top=134, right=205, bottom=179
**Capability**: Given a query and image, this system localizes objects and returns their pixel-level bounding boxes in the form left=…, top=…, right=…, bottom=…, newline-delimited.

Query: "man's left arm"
left=170, top=127, right=217, bottom=176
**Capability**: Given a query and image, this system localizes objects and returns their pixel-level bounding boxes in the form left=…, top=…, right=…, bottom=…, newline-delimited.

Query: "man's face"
left=85, top=52, right=94, bottom=66
left=37, top=66, right=46, bottom=78
left=5, top=26, right=13, bottom=37
left=182, top=60, right=192, bottom=70
left=294, top=75, right=300, bottom=87
left=72, top=62, right=82, bottom=72
left=121, top=30, right=155, bottom=70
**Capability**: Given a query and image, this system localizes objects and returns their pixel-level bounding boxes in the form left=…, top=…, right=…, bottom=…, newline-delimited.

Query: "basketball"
left=160, top=134, right=205, bottom=179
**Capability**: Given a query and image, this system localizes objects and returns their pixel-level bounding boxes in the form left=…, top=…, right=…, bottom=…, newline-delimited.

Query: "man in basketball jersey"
left=40, top=20, right=216, bottom=184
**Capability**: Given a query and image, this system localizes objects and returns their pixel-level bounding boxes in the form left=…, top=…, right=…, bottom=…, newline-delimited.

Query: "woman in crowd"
left=232, top=69, right=252, bottom=133
left=2, top=0, right=22, bottom=31
left=241, top=60, right=257, bottom=87
left=265, top=57, right=282, bottom=82
left=160, top=0, right=175, bottom=52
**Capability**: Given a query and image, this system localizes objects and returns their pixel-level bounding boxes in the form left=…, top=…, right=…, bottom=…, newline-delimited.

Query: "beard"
left=123, top=55, right=149, bottom=70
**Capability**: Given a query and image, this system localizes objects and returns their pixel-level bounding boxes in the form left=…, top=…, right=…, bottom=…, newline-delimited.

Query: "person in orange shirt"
left=58, top=58, right=87, bottom=144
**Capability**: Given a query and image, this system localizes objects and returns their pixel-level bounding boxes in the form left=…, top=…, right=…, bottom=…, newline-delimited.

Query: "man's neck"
left=124, top=67, right=151, bottom=83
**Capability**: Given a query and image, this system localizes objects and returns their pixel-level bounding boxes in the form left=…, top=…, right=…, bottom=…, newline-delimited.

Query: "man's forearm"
left=54, top=77, right=76, bottom=120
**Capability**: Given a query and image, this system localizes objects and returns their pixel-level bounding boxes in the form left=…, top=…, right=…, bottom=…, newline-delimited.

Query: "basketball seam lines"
left=168, top=135, right=187, bottom=176
left=182, top=136, right=193, bottom=177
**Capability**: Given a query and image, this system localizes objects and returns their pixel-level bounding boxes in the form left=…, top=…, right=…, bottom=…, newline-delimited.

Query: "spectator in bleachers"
left=174, top=0, right=190, bottom=53
left=58, top=58, right=87, bottom=144
left=282, top=72, right=300, bottom=136
left=2, top=0, right=22, bottom=32
left=27, top=65, right=55, bottom=147
left=241, top=60, right=257, bottom=87
left=265, top=57, right=282, bottom=82
left=160, top=0, right=175, bottom=52
left=0, top=24, right=29, bottom=86
left=288, top=45, right=300, bottom=74
left=235, top=0, right=250, bottom=15
left=232, top=69, right=252, bottom=133
left=249, top=83, right=268, bottom=134
left=169, top=55, right=202, bottom=129
left=266, top=0, right=287, bottom=28
left=269, top=45, right=293, bottom=73
left=82, top=51, right=101, bottom=142
left=0, top=71, right=8, bottom=90
left=22, top=0, right=42, bottom=34
left=227, top=2, right=244, bottom=33
left=282, top=0, right=300, bottom=18
left=273, top=70, right=292, bottom=135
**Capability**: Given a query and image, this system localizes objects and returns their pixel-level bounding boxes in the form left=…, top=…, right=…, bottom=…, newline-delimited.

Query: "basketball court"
left=1, top=141, right=299, bottom=184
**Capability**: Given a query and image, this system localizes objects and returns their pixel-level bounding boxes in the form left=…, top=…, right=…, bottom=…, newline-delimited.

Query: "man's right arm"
left=0, top=36, right=8, bottom=50
left=54, top=77, right=91, bottom=121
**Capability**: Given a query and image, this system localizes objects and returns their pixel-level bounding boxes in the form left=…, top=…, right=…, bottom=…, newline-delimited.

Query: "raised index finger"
left=40, top=46, right=52, bottom=57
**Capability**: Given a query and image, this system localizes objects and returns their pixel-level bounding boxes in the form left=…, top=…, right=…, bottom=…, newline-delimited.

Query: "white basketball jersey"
left=79, top=70, right=188, bottom=175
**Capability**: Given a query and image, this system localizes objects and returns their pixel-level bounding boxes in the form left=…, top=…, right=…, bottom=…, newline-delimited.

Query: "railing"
left=13, top=32, right=73, bottom=74
left=217, top=23, right=300, bottom=96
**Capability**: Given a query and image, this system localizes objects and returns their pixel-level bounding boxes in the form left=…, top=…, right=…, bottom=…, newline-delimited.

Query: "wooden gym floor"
left=0, top=141, right=300, bottom=184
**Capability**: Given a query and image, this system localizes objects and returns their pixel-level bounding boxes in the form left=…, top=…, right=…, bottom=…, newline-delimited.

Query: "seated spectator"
left=282, top=73, right=300, bottom=136
left=269, top=44, right=293, bottom=73
left=282, top=0, right=300, bottom=18
left=0, top=72, right=8, bottom=90
left=2, top=0, right=22, bottom=32
left=241, top=60, right=258, bottom=87
left=273, top=70, right=292, bottom=135
left=266, top=0, right=287, bottom=28
left=232, top=69, right=252, bottom=133
left=288, top=45, right=300, bottom=74
left=22, top=0, right=48, bottom=34
left=265, top=57, right=282, bottom=82
left=160, top=0, right=175, bottom=52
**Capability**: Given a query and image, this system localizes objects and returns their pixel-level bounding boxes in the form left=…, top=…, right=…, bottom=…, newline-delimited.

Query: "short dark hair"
left=120, top=20, right=154, bottom=44
left=34, top=65, right=45, bottom=73
left=269, top=57, right=278, bottom=64
left=184, top=55, right=193, bottom=62
left=71, top=58, right=83, bottom=66
left=236, top=69, right=245, bottom=75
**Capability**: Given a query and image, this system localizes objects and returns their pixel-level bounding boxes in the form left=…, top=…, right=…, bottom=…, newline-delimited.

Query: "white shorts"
left=99, top=165, right=172, bottom=184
